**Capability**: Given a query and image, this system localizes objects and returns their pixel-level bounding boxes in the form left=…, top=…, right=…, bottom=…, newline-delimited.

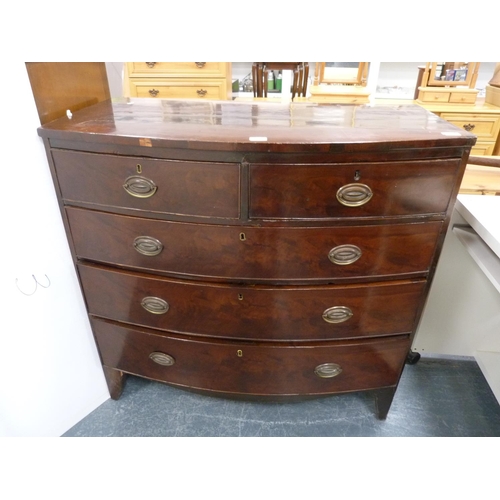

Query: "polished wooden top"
left=38, top=98, right=477, bottom=152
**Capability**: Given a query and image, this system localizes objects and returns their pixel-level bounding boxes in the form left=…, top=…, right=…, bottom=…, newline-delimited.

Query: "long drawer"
left=129, top=80, right=228, bottom=100
left=249, top=159, right=461, bottom=219
left=79, top=263, right=427, bottom=341
left=127, top=62, right=229, bottom=77
left=52, top=150, right=240, bottom=219
left=67, top=207, right=443, bottom=283
left=439, top=113, right=500, bottom=140
left=92, top=317, right=410, bottom=396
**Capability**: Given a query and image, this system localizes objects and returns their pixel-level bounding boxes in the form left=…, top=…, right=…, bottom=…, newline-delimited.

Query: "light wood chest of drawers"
left=421, top=102, right=500, bottom=156
left=38, top=99, right=475, bottom=419
left=124, top=62, right=232, bottom=100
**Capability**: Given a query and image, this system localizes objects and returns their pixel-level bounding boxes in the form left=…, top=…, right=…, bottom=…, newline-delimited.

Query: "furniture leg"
left=102, top=366, right=127, bottom=400
left=375, top=386, right=397, bottom=420
left=252, top=63, right=258, bottom=97
left=257, top=64, right=264, bottom=97
left=292, top=68, right=299, bottom=99
left=302, top=63, right=309, bottom=97
left=406, top=350, right=421, bottom=365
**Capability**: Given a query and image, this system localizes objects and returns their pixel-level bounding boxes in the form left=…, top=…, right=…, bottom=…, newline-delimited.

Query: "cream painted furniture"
left=414, top=156, right=500, bottom=404
left=413, top=194, right=500, bottom=405
left=124, top=62, right=232, bottom=100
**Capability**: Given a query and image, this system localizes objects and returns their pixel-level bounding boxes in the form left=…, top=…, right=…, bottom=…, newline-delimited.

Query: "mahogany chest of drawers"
left=38, top=98, right=476, bottom=419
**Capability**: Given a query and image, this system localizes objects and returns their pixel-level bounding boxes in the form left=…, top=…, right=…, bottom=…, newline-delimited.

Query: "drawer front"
left=128, top=62, right=228, bottom=77
left=440, top=113, right=500, bottom=139
left=249, top=159, right=460, bottom=219
left=80, top=264, right=427, bottom=341
left=67, top=208, right=442, bottom=282
left=52, top=150, right=240, bottom=219
left=130, top=80, right=227, bottom=100
left=449, top=93, right=477, bottom=104
left=419, top=91, right=450, bottom=103
left=92, top=318, right=410, bottom=396
left=471, top=142, right=495, bottom=156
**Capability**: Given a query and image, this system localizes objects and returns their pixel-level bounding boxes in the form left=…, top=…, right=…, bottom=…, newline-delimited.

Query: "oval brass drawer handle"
left=133, top=236, right=164, bottom=256
left=314, top=363, right=342, bottom=379
left=141, top=296, right=169, bottom=315
left=123, top=175, right=157, bottom=198
left=149, top=352, right=175, bottom=366
left=337, top=183, right=373, bottom=207
left=328, top=244, right=362, bottom=265
left=322, top=305, right=353, bottom=324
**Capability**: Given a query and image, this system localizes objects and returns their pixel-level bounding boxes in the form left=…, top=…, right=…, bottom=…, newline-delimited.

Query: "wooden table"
left=460, top=156, right=500, bottom=195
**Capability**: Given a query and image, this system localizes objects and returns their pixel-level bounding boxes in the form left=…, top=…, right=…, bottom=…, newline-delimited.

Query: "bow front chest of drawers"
left=38, top=98, right=476, bottom=419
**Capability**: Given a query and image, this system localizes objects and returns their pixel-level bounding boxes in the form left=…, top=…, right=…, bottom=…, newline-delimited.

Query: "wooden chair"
left=252, top=62, right=309, bottom=99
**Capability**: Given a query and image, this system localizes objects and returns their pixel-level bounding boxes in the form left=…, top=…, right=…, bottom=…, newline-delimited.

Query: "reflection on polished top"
left=39, top=97, right=477, bottom=151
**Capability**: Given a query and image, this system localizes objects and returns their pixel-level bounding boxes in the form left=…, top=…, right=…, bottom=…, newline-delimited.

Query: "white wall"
left=0, top=63, right=109, bottom=437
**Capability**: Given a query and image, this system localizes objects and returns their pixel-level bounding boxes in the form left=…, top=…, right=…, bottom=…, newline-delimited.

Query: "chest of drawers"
left=124, top=62, right=232, bottom=100
left=420, top=102, right=500, bottom=156
left=38, top=98, right=475, bottom=419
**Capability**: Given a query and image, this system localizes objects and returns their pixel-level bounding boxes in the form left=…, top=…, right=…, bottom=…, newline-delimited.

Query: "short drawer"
left=127, top=62, right=229, bottom=77
left=449, top=93, right=477, bottom=104
left=129, top=80, right=228, bottom=100
left=67, top=208, right=442, bottom=283
left=419, top=90, right=451, bottom=103
left=440, top=113, right=500, bottom=140
left=92, top=317, right=410, bottom=396
left=80, top=263, right=427, bottom=341
left=52, top=150, right=240, bottom=219
left=249, top=159, right=461, bottom=219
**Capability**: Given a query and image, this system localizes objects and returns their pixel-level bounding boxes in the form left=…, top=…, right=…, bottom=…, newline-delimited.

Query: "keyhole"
left=238, top=294, right=244, bottom=300
left=239, top=233, right=246, bottom=241
left=237, top=350, right=243, bottom=357
left=137, top=164, right=142, bottom=173
left=354, top=170, right=361, bottom=181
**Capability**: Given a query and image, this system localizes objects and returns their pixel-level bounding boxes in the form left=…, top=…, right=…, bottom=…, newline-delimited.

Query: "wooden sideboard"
left=37, top=99, right=475, bottom=419
left=124, top=62, right=232, bottom=100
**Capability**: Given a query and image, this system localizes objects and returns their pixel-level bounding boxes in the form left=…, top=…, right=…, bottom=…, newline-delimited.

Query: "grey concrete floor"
left=63, top=356, right=500, bottom=437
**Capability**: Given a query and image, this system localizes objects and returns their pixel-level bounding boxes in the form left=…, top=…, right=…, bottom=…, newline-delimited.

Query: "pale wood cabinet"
left=124, top=62, right=232, bottom=100
left=421, top=102, right=500, bottom=155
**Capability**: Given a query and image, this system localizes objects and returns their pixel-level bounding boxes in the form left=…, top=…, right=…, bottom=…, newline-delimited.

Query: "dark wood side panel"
left=249, top=159, right=461, bottom=219
left=67, top=207, right=442, bottom=283
left=79, top=263, right=427, bottom=341
left=92, top=318, right=410, bottom=396
left=52, top=150, right=240, bottom=219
